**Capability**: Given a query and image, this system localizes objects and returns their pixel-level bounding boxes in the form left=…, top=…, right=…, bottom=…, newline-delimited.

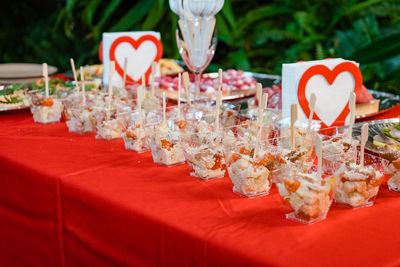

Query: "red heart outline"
left=297, top=62, right=363, bottom=128
left=109, top=35, right=163, bottom=86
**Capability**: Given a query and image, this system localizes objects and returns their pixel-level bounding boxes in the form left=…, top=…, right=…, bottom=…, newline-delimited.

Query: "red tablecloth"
left=1, top=107, right=400, bottom=267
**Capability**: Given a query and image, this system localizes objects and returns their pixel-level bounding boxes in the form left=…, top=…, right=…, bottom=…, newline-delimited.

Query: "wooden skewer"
left=254, top=93, right=268, bottom=158
left=137, top=86, right=143, bottom=127
left=315, top=134, right=322, bottom=179
left=307, top=93, right=316, bottom=132
left=215, top=90, right=222, bottom=131
left=256, top=83, right=262, bottom=109
left=80, top=66, right=86, bottom=105
left=182, top=72, right=192, bottom=107
left=122, top=57, right=128, bottom=89
left=177, top=73, right=181, bottom=120
left=218, top=68, right=223, bottom=94
left=42, top=63, right=49, bottom=98
left=360, top=123, right=368, bottom=167
left=162, top=91, right=166, bottom=125
left=290, top=103, right=298, bottom=150
left=108, top=61, right=115, bottom=112
left=348, top=92, right=356, bottom=138
left=70, top=58, right=78, bottom=91
left=256, top=83, right=263, bottom=126
left=151, top=62, right=157, bottom=98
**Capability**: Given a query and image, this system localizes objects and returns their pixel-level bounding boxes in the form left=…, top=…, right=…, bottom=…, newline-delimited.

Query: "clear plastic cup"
left=223, top=122, right=280, bottom=198
left=327, top=152, right=389, bottom=208
left=149, top=120, right=186, bottom=166
left=388, top=170, right=400, bottom=192
left=276, top=118, right=321, bottom=150
left=122, top=110, right=161, bottom=153
left=319, top=127, right=360, bottom=164
left=95, top=108, right=128, bottom=140
left=276, top=157, right=340, bottom=224
left=66, top=107, right=96, bottom=134
left=29, top=91, right=63, bottom=124
left=375, top=147, right=400, bottom=192
left=180, top=120, right=226, bottom=180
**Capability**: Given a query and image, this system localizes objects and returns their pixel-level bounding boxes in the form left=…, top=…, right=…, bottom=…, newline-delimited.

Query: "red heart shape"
left=297, top=62, right=363, bottom=128
left=109, top=35, right=163, bottom=85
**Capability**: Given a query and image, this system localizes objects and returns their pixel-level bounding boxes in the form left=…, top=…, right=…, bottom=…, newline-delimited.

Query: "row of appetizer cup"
left=27, top=87, right=400, bottom=225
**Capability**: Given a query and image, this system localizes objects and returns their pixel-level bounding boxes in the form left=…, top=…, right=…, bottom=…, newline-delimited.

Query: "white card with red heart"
left=282, top=58, right=363, bottom=128
left=102, top=31, right=163, bottom=87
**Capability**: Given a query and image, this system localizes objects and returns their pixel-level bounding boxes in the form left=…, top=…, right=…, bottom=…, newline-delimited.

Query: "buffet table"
left=1, top=106, right=400, bottom=267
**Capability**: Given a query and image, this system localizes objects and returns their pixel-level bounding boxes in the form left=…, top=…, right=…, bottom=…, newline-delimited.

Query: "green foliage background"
left=1, top=0, right=400, bottom=94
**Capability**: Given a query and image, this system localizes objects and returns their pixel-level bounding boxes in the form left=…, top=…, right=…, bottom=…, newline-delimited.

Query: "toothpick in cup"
left=290, top=103, right=298, bottom=150
left=42, top=63, right=49, bottom=98
left=177, top=73, right=181, bottom=120
left=162, top=91, right=166, bottom=125
left=70, top=58, right=78, bottom=91
left=108, top=61, right=115, bottom=114
left=315, top=134, right=322, bottom=179
left=80, top=66, right=86, bottom=105
left=307, top=93, right=316, bottom=132
left=182, top=72, right=192, bottom=107
left=218, top=68, right=223, bottom=94
left=214, top=90, right=222, bottom=131
left=360, top=123, right=368, bottom=167
left=137, top=86, right=143, bottom=127
left=256, top=83, right=264, bottom=126
left=151, top=62, right=157, bottom=98
left=348, top=92, right=356, bottom=138
left=254, top=93, right=268, bottom=158
left=122, top=57, right=128, bottom=89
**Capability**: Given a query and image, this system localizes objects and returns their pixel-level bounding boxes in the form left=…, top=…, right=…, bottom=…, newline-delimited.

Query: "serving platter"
left=356, top=90, right=400, bottom=119
left=158, top=71, right=281, bottom=102
left=338, top=118, right=400, bottom=154
left=0, top=63, right=57, bottom=84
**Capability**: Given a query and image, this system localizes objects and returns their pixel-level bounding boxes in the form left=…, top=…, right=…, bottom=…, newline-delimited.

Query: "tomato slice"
left=161, top=139, right=173, bottom=151
left=370, top=176, right=383, bottom=187
left=211, top=154, right=223, bottom=170
left=126, top=131, right=137, bottom=140
left=239, top=147, right=251, bottom=156
left=232, top=153, right=240, bottom=162
left=177, top=120, right=187, bottom=130
left=284, top=180, right=300, bottom=192
left=41, top=97, right=54, bottom=107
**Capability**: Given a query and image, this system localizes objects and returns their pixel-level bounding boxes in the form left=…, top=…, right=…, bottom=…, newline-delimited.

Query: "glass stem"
left=194, top=72, right=201, bottom=102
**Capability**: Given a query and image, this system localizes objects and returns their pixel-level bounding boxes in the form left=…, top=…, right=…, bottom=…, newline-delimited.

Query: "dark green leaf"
left=351, top=33, right=400, bottom=63
left=221, top=0, right=236, bottom=30
left=110, top=0, right=155, bottom=31
left=142, top=0, right=166, bottom=30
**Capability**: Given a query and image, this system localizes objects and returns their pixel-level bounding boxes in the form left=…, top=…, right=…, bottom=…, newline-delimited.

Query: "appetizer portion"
left=123, top=123, right=151, bottom=152
left=182, top=120, right=226, bottom=180
left=122, top=111, right=160, bottom=153
left=373, top=121, right=400, bottom=150
left=66, top=107, right=95, bottom=134
left=277, top=171, right=335, bottom=224
left=334, top=156, right=385, bottom=208
left=387, top=159, right=400, bottom=192
left=322, top=133, right=359, bottom=163
left=29, top=93, right=63, bottom=124
left=149, top=122, right=185, bottom=166
left=0, top=84, right=29, bottom=109
left=96, top=109, right=127, bottom=140
left=226, top=148, right=272, bottom=198
left=378, top=147, right=400, bottom=192
left=223, top=122, right=279, bottom=198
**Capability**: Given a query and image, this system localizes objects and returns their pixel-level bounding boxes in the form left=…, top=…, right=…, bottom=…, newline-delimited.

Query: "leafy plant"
left=1, top=0, right=399, bottom=94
